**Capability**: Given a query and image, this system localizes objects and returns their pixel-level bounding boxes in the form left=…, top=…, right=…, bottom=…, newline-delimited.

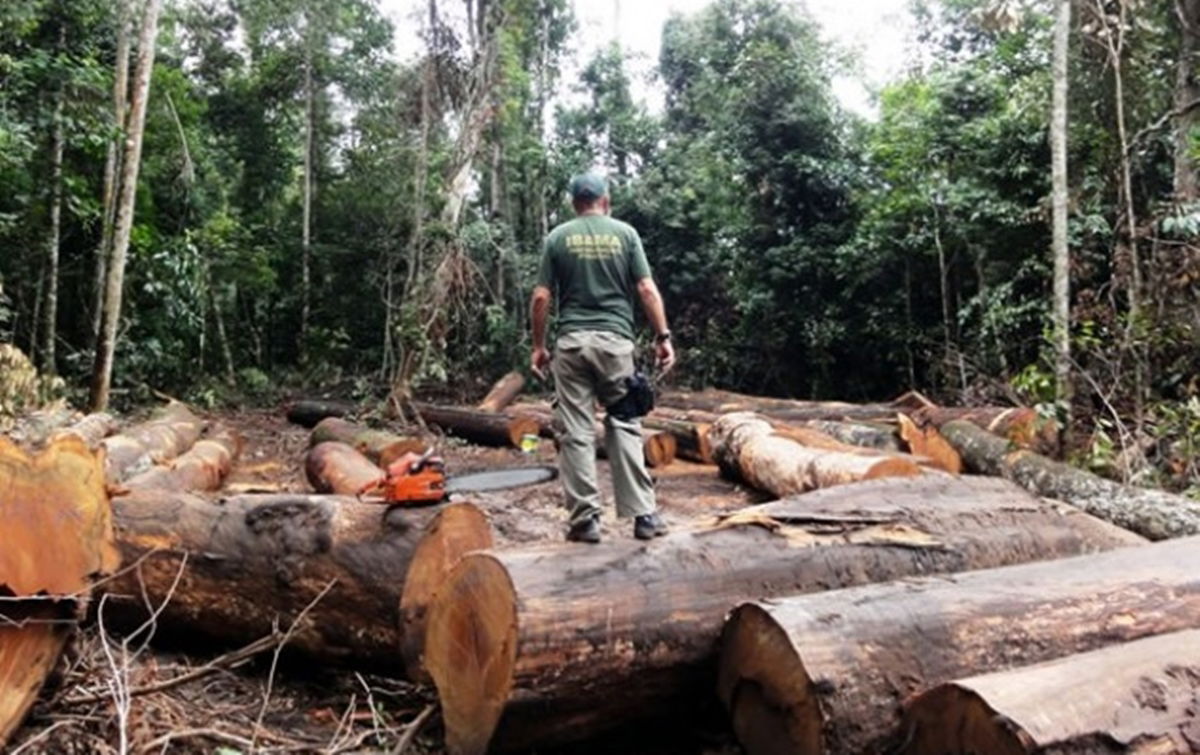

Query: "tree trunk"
left=1176, top=0, right=1200, bottom=202
left=477, top=371, right=526, bottom=413
left=900, top=629, right=1200, bottom=754
left=1052, top=0, right=1072, bottom=437
left=643, top=415, right=714, bottom=464
left=122, top=424, right=241, bottom=492
left=305, top=441, right=384, bottom=495
left=48, top=412, right=118, bottom=449
left=300, top=41, right=314, bottom=365
left=90, top=0, right=162, bottom=411
left=421, top=476, right=1143, bottom=755
left=92, top=0, right=131, bottom=341
left=717, top=535, right=1200, bottom=755
left=104, top=493, right=487, bottom=674
left=943, top=419, right=1200, bottom=539
left=309, top=416, right=426, bottom=467
left=100, top=401, right=205, bottom=484
left=710, top=413, right=920, bottom=496
left=286, top=398, right=355, bottom=428
left=0, top=436, right=119, bottom=747
left=40, top=84, right=64, bottom=375
left=414, top=404, right=540, bottom=448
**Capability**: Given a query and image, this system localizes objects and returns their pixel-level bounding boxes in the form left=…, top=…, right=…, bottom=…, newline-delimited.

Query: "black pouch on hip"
left=606, top=371, right=655, bottom=422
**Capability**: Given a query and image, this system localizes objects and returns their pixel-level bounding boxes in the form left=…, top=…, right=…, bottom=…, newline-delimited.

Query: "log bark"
left=101, top=402, right=204, bottom=484
left=104, top=493, right=489, bottom=673
left=917, top=405, right=1057, bottom=454
left=794, top=419, right=900, bottom=452
left=122, top=424, right=242, bottom=492
left=48, top=412, right=117, bottom=449
left=943, top=419, right=1200, bottom=540
left=900, top=629, right=1200, bottom=754
left=286, top=399, right=355, bottom=428
left=711, top=412, right=920, bottom=495
left=477, top=371, right=526, bottom=413
left=310, top=416, right=426, bottom=467
left=0, top=436, right=119, bottom=746
left=421, top=476, right=1143, bottom=754
left=716, top=535, right=1200, bottom=755
left=415, top=404, right=539, bottom=448
left=305, top=441, right=384, bottom=495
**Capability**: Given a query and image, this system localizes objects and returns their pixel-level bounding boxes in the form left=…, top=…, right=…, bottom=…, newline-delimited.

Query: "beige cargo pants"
left=552, top=330, right=656, bottom=526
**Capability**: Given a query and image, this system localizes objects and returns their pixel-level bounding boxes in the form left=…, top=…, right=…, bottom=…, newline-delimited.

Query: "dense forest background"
left=2, top=0, right=1200, bottom=489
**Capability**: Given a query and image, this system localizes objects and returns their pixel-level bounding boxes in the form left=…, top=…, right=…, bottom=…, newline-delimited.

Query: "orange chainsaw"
left=358, top=447, right=557, bottom=506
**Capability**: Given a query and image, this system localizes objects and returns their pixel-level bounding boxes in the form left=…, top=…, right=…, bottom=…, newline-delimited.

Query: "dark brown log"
left=900, top=629, right=1200, bottom=754
left=105, top=493, right=490, bottom=672
left=477, top=371, right=526, bottom=413
left=122, top=424, right=242, bottom=492
left=101, top=401, right=204, bottom=483
left=48, top=412, right=117, bottom=449
left=305, top=441, right=384, bottom=495
left=285, top=398, right=355, bottom=428
left=415, top=404, right=540, bottom=448
left=716, top=535, right=1200, bottom=755
left=943, top=419, right=1200, bottom=540
left=310, top=416, right=426, bottom=467
left=422, top=476, right=1143, bottom=754
left=0, top=436, right=119, bottom=746
left=711, top=412, right=920, bottom=495
left=643, top=415, right=714, bottom=464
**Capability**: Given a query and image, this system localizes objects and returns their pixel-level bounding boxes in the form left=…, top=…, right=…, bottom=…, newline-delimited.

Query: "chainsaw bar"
left=443, top=465, right=558, bottom=494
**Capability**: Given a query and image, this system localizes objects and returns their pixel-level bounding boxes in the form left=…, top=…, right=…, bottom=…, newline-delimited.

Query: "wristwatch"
left=655, top=331, right=672, bottom=344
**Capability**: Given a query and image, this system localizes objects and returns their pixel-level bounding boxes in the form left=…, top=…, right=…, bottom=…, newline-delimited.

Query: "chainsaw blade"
left=443, top=465, right=557, bottom=494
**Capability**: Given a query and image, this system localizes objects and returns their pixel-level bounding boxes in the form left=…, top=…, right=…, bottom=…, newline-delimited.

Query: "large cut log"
left=594, top=422, right=677, bottom=468
left=101, top=401, right=204, bottom=483
left=509, top=402, right=555, bottom=438
left=917, top=405, right=1057, bottom=453
left=48, top=412, right=117, bottom=449
left=942, top=419, right=1200, bottom=539
left=643, top=415, right=714, bottom=463
left=716, top=535, right=1200, bottom=755
left=4, top=403, right=78, bottom=447
left=421, top=476, right=1143, bottom=754
left=477, top=371, right=526, bottom=413
left=794, top=418, right=901, bottom=452
left=104, top=493, right=490, bottom=673
left=415, top=404, right=539, bottom=448
left=711, top=412, right=920, bottom=495
left=286, top=398, right=355, bottom=428
left=122, top=424, right=242, bottom=492
left=900, top=630, right=1200, bottom=754
left=305, top=441, right=384, bottom=495
left=0, top=436, right=119, bottom=746
left=897, top=414, right=963, bottom=473
left=310, top=416, right=426, bottom=467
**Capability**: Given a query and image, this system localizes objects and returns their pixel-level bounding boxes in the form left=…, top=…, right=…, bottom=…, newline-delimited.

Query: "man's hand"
left=656, top=338, right=676, bottom=375
left=531, top=346, right=552, bottom=380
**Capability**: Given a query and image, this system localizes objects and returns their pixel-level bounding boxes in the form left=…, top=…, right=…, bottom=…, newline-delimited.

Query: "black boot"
left=634, top=512, right=668, bottom=540
left=567, top=516, right=601, bottom=544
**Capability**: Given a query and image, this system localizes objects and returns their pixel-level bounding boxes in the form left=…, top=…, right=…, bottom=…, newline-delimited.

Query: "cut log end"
left=644, top=431, right=677, bottom=468
left=0, top=607, right=71, bottom=746
left=305, top=441, right=384, bottom=495
left=400, top=503, right=495, bottom=679
left=861, top=455, right=922, bottom=480
left=506, top=417, right=540, bottom=448
left=425, top=554, right=519, bottom=755
left=717, top=603, right=819, bottom=755
left=900, top=685, right=1028, bottom=755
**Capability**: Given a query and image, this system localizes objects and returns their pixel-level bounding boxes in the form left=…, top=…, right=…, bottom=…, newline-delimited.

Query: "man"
left=529, top=173, right=676, bottom=544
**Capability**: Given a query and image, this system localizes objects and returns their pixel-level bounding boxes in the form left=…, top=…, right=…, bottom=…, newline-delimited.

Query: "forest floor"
left=9, top=406, right=759, bottom=754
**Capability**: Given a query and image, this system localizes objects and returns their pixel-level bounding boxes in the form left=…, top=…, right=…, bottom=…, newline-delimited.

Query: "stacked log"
left=415, top=404, right=540, bottom=448
left=122, top=424, right=242, bottom=492
left=477, top=371, right=526, bottom=413
left=305, top=441, right=384, bottom=495
left=897, top=414, right=963, bottom=473
left=900, top=629, right=1200, bottom=754
left=0, top=436, right=119, bottom=745
left=643, top=414, right=714, bottom=463
left=310, top=416, right=425, bottom=467
left=943, top=419, right=1200, bottom=539
left=101, top=401, right=204, bottom=483
left=286, top=398, right=355, bottom=428
left=716, top=536, right=1200, bottom=755
left=710, top=412, right=920, bottom=495
left=48, top=412, right=117, bottom=449
left=420, top=476, right=1143, bottom=754
left=594, top=422, right=677, bottom=467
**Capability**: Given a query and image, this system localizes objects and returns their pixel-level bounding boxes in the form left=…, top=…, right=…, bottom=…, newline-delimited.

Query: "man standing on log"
left=529, top=173, right=676, bottom=543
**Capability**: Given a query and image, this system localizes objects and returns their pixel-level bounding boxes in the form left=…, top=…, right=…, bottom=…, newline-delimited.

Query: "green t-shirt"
left=536, top=214, right=653, bottom=340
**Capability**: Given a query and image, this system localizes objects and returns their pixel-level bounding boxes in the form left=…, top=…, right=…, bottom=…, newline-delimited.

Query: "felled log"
left=900, top=629, right=1200, bottom=754
left=716, top=535, right=1200, bottom=755
left=477, top=371, right=526, bottom=413
left=122, top=425, right=242, bottom=492
left=104, top=493, right=489, bottom=672
left=917, top=405, right=1057, bottom=453
left=305, top=441, right=384, bottom=495
left=509, top=402, right=556, bottom=438
left=286, top=398, right=355, bottom=428
left=421, top=476, right=1143, bottom=754
left=101, top=402, right=204, bottom=484
left=710, top=412, right=920, bottom=495
left=0, top=436, right=119, bottom=746
left=48, top=412, right=117, bottom=449
left=5, top=403, right=78, bottom=446
left=794, top=418, right=901, bottom=452
left=943, top=419, right=1200, bottom=540
left=415, top=404, right=540, bottom=448
left=594, top=423, right=677, bottom=468
left=643, top=415, right=714, bottom=464
left=310, top=416, right=426, bottom=467
left=897, top=414, right=962, bottom=473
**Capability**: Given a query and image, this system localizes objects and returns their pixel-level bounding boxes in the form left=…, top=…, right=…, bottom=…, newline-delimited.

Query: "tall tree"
left=40, top=20, right=66, bottom=374
left=1052, top=0, right=1071, bottom=432
left=1176, top=0, right=1200, bottom=201
left=90, top=0, right=161, bottom=411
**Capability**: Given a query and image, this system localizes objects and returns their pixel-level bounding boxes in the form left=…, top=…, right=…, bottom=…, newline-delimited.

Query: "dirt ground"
left=8, top=405, right=759, bottom=754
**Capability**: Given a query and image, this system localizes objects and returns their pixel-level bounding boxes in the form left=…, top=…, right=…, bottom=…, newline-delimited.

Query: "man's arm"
left=636, top=277, right=676, bottom=373
left=530, top=285, right=552, bottom=379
